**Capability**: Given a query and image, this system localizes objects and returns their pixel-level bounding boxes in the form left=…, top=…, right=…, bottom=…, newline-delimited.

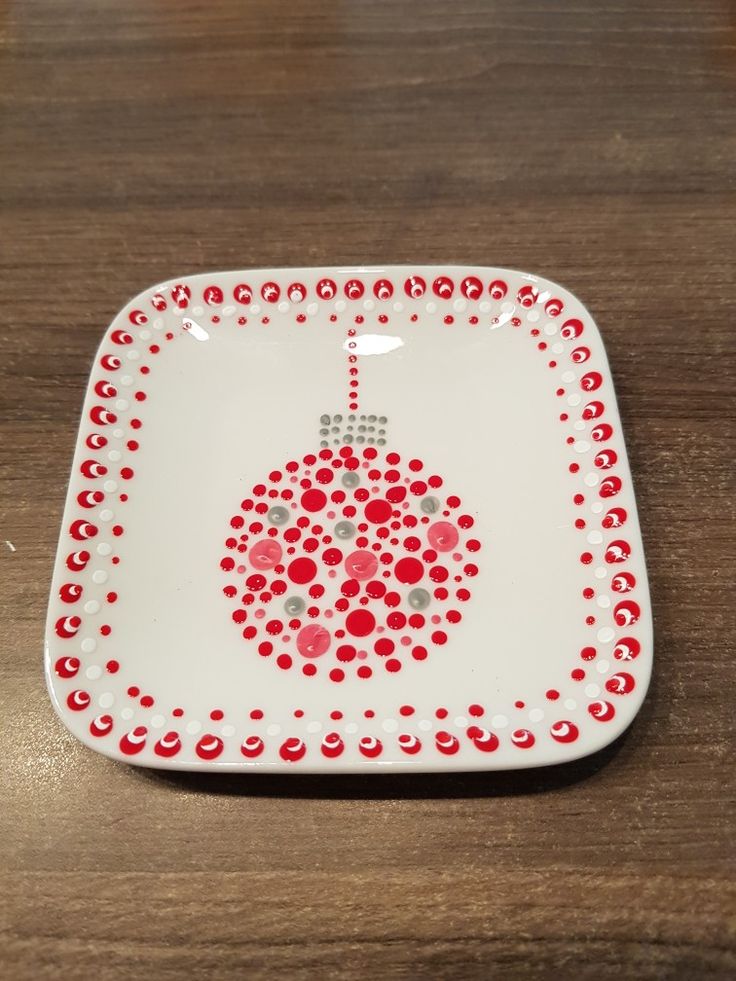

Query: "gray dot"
left=320, top=414, right=331, bottom=425
left=358, top=425, right=366, bottom=433
left=343, top=433, right=353, bottom=444
left=356, top=435, right=365, bottom=444
left=378, top=429, right=386, bottom=435
left=367, top=437, right=375, bottom=444
left=331, top=426, right=339, bottom=434
left=333, top=438, right=340, bottom=445
left=408, top=587, right=431, bottom=610
left=347, top=425, right=353, bottom=432
left=377, top=438, right=386, bottom=446
left=335, top=520, right=356, bottom=539
left=368, top=414, right=376, bottom=423
left=284, top=596, right=305, bottom=616
left=360, top=414, right=366, bottom=421
left=378, top=416, right=388, bottom=424
left=268, top=505, right=289, bottom=525
left=320, top=440, right=328, bottom=448
left=421, top=496, right=440, bottom=514
left=334, top=414, right=343, bottom=423
left=368, top=426, right=375, bottom=433
left=348, top=414, right=356, bottom=422
left=342, top=471, right=360, bottom=488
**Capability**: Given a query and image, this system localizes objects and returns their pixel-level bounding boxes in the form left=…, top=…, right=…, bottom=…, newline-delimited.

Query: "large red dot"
left=288, top=557, right=317, bottom=584
left=365, top=499, right=392, bottom=524
left=395, top=557, right=424, bottom=584
left=301, top=488, right=327, bottom=512
left=345, top=609, right=376, bottom=637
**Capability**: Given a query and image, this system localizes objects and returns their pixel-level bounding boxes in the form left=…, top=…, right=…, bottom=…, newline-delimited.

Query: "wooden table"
left=1, top=2, right=734, bottom=977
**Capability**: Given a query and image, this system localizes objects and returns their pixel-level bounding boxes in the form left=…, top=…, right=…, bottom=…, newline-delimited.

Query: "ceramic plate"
left=45, top=266, right=652, bottom=772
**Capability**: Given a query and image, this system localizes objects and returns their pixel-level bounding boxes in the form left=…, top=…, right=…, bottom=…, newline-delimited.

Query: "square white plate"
left=46, top=266, right=652, bottom=772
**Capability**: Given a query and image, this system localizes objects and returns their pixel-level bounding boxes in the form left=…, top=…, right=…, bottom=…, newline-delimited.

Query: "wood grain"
left=1, top=1, right=734, bottom=978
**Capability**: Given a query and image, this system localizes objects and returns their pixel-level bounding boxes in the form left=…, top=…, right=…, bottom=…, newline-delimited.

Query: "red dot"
left=571, top=669, right=586, bottom=680
left=581, top=646, right=596, bottom=660
left=210, top=709, right=224, bottom=721
left=546, top=689, right=560, bottom=700
left=385, top=659, right=401, bottom=672
left=329, top=668, right=345, bottom=682
left=412, top=646, right=428, bottom=660
left=469, top=704, right=484, bottom=717
left=357, top=665, right=372, bottom=678
left=431, top=630, right=447, bottom=645
left=345, top=609, right=376, bottom=637
left=374, top=638, right=394, bottom=656
left=106, top=659, right=119, bottom=673
left=395, top=557, right=424, bottom=584
left=288, top=557, right=317, bottom=584
left=365, top=499, right=392, bottom=524
left=301, top=488, right=327, bottom=512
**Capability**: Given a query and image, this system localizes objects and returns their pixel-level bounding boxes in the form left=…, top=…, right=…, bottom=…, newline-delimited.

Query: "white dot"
left=306, top=721, right=322, bottom=734
left=591, top=502, right=603, bottom=514
left=99, top=692, right=114, bottom=708
left=121, top=707, right=134, bottom=720
left=574, top=440, right=591, bottom=454
left=392, top=301, right=404, bottom=313
left=491, top=714, right=509, bottom=729
left=544, top=321, right=558, bottom=336
left=96, top=542, right=112, bottom=556
left=186, top=720, right=202, bottom=735
left=85, top=665, right=102, bottom=680
left=249, top=303, right=261, bottom=315
left=425, top=302, right=437, bottom=314
left=84, top=600, right=100, bottom=614
left=587, top=530, right=603, bottom=545
left=99, top=509, right=114, bottom=522
left=564, top=698, right=577, bottom=711
left=222, top=305, right=235, bottom=317
left=191, top=305, right=204, bottom=316
left=277, top=301, right=289, bottom=313
left=362, top=299, right=375, bottom=311
left=479, top=300, right=491, bottom=313
left=562, top=370, right=576, bottom=383
left=453, top=298, right=467, bottom=312
left=584, top=472, right=600, bottom=487
left=120, top=374, right=134, bottom=386
left=418, top=719, right=432, bottom=732
left=112, top=428, right=124, bottom=439
left=103, top=480, right=118, bottom=493
left=382, top=718, right=398, bottom=733
left=92, top=570, right=108, bottom=584
left=139, top=330, right=151, bottom=341
left=344, top=722, right=359, bottom=734
left=266, top=723, right=281, bottom=736
left=80, top=637, right=96, bottom=653
left=114, top=399, right=129, bottom=412
left=453, top=715, right=468, bottom=729
left=306, top=302, right=318, bottom=316
left=527, top=309, right=540, bottom=322
left=597, top=595, right=611, bottom=609
left=585, top=683, right=601, bottom=698
left=529, top=708, right=545, bottom=723
left=501, top=301, right=514, bottom=313
left=126, top=349, right=140, bottom=361
left=552, top=342, right=564, bottom=353
left=152, top=318, right=163, bottom=330
left=108, top=450, right=121, bottom=463
left=151, top=714, right=165, bottom=729
left=221, top=724, right=236, bottom=737
left=597, top=659, right=610, bottom=674
left=335, top=300, right=346, bottom=312
left=574, top=420, right=586, bottom=431
left=597, top=627, right=615, bottom=643
left=567, top=394, right=582, bottom=407
left=595, top=566, right=608, bottom=579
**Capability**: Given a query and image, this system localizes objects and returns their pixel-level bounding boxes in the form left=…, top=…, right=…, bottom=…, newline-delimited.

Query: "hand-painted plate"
left=46, top=266, right=652, bottom=772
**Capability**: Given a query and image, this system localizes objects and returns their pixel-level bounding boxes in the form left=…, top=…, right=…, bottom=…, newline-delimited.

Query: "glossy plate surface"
left=46, top=266, right=652, bottom=771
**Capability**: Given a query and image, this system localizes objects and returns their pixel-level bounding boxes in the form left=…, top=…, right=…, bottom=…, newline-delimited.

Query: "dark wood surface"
left=1, top=2, right=734, bottom=978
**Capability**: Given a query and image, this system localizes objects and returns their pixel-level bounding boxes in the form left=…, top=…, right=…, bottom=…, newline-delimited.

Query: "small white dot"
left=334, top=300, right=346, bottom=312
left=453, top=715, right=468, bottom=729
left=99, top=692, right=114, bottom=708
left=186, top=720, right=202, bottom=735
left=108, top=450, right=121, bottom=463
left=574, top=420, right=586, bottom=431
left=491, top=714, right=509, bottom=729
left=103, top=480, right=118, bottom=493
left=597, top=659, right=611, bottom=674
left=222, top=305, right=235, bottom=317
left=306, top=721, right=322, bottom=734
left=96, top=543, right=112, bottom=556
left=277, top=301, right=289, bottom=313
left=584, top=472, right=600, bottom=487
left=85, top=665, right=102, bottom=680
left=564, top=698, right=577, bottom=711
left=552, top=341, right=564, bottom=353
left=597, top=595, right=611, bottom=609
left=139, top=329, right=151, bottom=341
left=418, top=719, right=432, bottom=732
left=114, top=399, right=129, bottom=412
left=112, top=428, right=124, bottom=439
left=587, top=530, right=603, bottom=544
left=80, top=637, right=96, bottom=653
left=344, top=722, right=359, bottom=734
left=597, top=627, right=615, bottom=643
left=382, top=718, right=398, bottom=733
left=544, top=321, right=558, bottom=336
left=529, top=708, right=545, bottom=723
left=121, top=707, right=134, bottom=720
left=126, top=349, right=140, bottom=361
left=266, top=723, right=281, bottom=736
left=306, top=302, right=318, bottom=316
left=501, top=301, right=514, bottom=313
left=362, top=299, right=375, bottom=311
left=152, top=318, right=163, bottom=330
left=221, top=724, right=236, bottom=738
left=151, top=715, right=165, bottom=729
left=425, top=302, right=437, bottom=314
left=392, top=301, right=404, bottom=313
left=191, top=305, right=204, bottom=316
left=99, top=509, right=114, bottom=522
left=84, top=600, right=100, bottom=614
left=92, top=570, right=108, bottom=585
left=591, top=502, right=604, bottom=514
left=249, top=303, right=261, bottom=315
left=585, top=683, right=601, bottom=698
left=567, top=393, right=582, bottom=407
left=453, top=298, right=467, bottom=312
left=595, top=566, right=608, bottom=579
left=574, top=440, right=591, bottom=454
left=479, top=300, right=491, bottom=313
left=527, top=309, right=540, bottom=322
left=120, top=374, right=134, bottom=386
left=562, top=370, right=576, bottom=383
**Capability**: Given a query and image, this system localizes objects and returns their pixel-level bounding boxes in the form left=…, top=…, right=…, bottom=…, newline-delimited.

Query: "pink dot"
left=427, top=521, right=459, bottom=552
left=452, top=552, right=462, bottom=561
left=249, top=539, right=283, bottom=570
left=357, top=649, right=368, bottom=659
left=236, top=565, right=246, bottom=574
left=255, top=609, right=266, bottom=619
left=431, top=614, right=441, bottom=624
left=327, top=510, right=336, bottom=519
left=345, top=550, right=378, bottom=580
left=328, top=569, right=337, bottom=578
left=401, top=636, right=411, bottom=646
left=297, top=623, right=331, bottom=658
